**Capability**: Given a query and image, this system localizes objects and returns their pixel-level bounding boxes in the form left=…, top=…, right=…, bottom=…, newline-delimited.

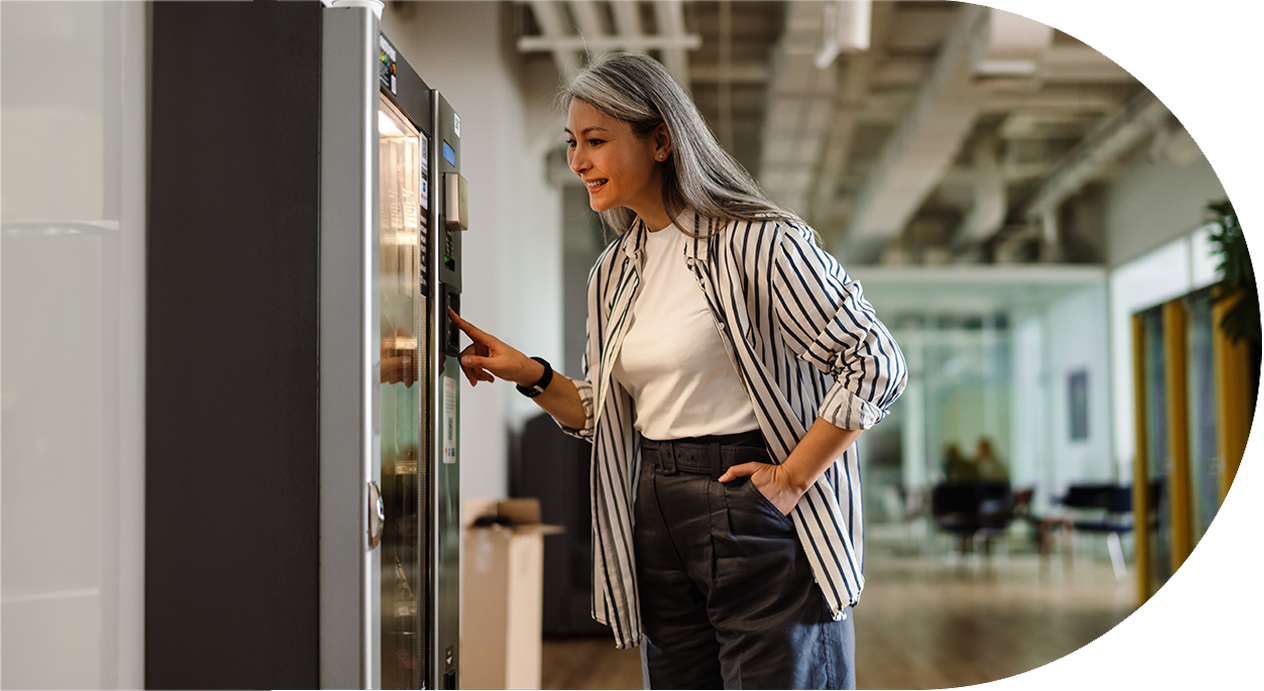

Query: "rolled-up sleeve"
left=557, top=376, right=596, bottom=439
left=772, top=224, right=907, bottom=431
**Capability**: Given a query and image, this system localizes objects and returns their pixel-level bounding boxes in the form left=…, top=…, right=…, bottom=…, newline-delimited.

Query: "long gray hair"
left=563, top=52, right=799, bottom=235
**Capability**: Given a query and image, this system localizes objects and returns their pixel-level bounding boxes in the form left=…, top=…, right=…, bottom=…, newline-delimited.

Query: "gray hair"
left=562, top=52, right=799, bottom=236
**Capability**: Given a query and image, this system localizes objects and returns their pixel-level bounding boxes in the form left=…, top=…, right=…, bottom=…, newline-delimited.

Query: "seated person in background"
left=942, top=442, right=976, bottom=482
left=974, top=437, right=1009, bottom=482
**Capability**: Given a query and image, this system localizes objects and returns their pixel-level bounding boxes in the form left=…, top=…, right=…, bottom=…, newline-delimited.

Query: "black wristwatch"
left=515, top=357, right=554, bottom=398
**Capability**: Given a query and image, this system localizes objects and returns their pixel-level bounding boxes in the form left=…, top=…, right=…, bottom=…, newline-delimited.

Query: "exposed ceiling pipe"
left=1021, top=90, right=1171, bottom=221
left=718, top=0, right=733, bottom=148
left=1015, top=90, right=1169, bottom=263
left=757, top=2, right=840, bottom=215
left=952, top=136, right=1006, bottom=249
left=691, top=62, right=768, bottom=84
left=654, top=0, right=693, bottom=90
left=610, top=0, right=641, bottom=42
left=984, top=85, right=1131, bottom=113
left=972, top=7, right=1053, bottom=79
left=842, top=6, right=1060, bottom=264
left=810, top=1, right=895, bottom=232
left=570, top=0, right=609, bottom=63
left=842, top=4, right=990, bottom=265
left=815, top=0, right=872, bottom=70
left=809, top=53, right=875, bottom=226
left=525, top=0, right=580, bottom=80
left=516, top=33, right=702, bottom=53
left=518, top=1, right=699, bottom=88
left=1037, top=207, right=1059, bottom=262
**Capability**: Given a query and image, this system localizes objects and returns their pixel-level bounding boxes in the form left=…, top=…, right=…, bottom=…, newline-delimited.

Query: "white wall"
left=1009, top=313, right=1047, bottom=507
left=1104, top=127, right=1227, bottom=267
left=1043, top=284, right=1114, bottom=495
left=1008, top=285, right=1113, bottom=514
left=382, top=2, right=565, bottom=503
left=897, top=336, right=928, bottom=491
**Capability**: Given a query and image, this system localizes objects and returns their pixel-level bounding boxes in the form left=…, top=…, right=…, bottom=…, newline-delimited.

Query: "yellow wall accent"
left=1212, top=287, right=1253, bottom=504
left=1131, top=313, right=1151, bottom=607
left=1162, top=301, right=1193, bottom=573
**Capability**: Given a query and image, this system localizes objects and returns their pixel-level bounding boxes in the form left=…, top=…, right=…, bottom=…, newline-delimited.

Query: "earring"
left=657, top=153, right=666, bottom=161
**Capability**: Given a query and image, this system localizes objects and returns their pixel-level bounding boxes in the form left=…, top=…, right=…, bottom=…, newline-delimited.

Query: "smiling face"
left=565, top=98, right=673, bottom=230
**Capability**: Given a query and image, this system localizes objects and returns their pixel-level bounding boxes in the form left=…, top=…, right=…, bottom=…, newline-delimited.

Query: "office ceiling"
left=517, top=1, right=1177, bottom=266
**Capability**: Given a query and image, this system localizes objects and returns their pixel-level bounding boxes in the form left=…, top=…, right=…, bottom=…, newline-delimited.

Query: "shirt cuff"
left=817, top=380, right=886, bottom=431
left=556, top=376, right=596, bottom=439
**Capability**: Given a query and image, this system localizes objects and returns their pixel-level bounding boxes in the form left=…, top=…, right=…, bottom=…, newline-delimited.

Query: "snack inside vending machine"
left=318, top=4, right=467, bottom=687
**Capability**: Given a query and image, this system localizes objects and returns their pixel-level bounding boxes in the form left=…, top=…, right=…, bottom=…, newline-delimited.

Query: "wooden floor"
left=541, top=637, right=645, bottom=690
left=541, top=534, right=1136, bottom=689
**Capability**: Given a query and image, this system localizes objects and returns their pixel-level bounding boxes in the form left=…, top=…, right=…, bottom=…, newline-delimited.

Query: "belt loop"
left=662, top=443, right=678, bottom=476
left=710, top=442, right=723, bottom=478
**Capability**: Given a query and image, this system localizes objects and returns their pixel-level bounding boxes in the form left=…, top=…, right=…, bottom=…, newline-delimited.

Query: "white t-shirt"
left=611, top=223, right=759, bottom=440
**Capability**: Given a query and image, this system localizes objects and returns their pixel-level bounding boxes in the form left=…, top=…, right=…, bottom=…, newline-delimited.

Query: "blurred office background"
left=474, top=2, right=1257, bottom=687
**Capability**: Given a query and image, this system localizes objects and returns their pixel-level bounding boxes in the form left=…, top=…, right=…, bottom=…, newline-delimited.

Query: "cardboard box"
left=461, top=498, right=564, bottom=690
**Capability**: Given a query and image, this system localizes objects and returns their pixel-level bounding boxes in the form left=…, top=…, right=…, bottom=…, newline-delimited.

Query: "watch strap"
left=516, top=357, right=553, bottom=398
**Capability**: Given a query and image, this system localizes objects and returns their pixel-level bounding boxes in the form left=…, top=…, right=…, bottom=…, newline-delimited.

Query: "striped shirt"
left=560, top=212, right=907, bottom=650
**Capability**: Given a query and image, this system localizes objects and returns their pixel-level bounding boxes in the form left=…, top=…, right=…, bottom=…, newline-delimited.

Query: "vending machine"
left=322, top=8, right=466, bottom=688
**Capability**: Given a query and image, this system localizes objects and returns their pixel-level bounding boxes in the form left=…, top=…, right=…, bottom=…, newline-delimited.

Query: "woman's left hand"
left=717, top=418, right=866, bottom=516
left=718, top=462, right=806, bottom=516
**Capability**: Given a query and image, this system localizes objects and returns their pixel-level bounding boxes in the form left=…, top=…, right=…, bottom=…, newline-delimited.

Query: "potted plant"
left=1206, top=199, right=1261, bottom=410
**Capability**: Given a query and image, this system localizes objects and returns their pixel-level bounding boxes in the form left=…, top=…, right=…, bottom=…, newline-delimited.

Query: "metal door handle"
left=368, top=481, right=385, bottom=549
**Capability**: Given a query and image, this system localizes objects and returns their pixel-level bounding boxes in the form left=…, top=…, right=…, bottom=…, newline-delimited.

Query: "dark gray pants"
left=635, top=435, right=855, bottom=690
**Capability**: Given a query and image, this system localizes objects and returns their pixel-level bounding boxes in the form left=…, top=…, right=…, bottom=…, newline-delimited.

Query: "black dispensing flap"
left=443, top=288, right=461, bottom=357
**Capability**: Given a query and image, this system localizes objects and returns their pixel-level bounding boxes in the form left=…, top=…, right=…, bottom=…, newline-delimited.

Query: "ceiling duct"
left=1022, top=90, right=1170, bottom=221
left=1014, top=89, right=1168, bottom=261
left=952, top=136, right=1006, bottom=250
left=518, top=0, right=701, bottom=87
left=971, top=7, right=1054, bottom=81
left=841, top=6, right=1058, bottom=264
left=842, top=4, right=990, bottom=264
left=757, top=1, right=840, bottom=215
left=815, top=0, right=872, bottom=69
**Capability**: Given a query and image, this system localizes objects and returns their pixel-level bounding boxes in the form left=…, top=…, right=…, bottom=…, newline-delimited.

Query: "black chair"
left=1061, top=483, right=1132, bottom=581
left=1008, top=487, right=1074, bottom=570
left=931, top=482, right=1013, bottom=557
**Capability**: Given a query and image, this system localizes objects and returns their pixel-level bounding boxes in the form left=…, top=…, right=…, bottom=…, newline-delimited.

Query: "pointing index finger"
left=448, top=309, right=490, bottom=341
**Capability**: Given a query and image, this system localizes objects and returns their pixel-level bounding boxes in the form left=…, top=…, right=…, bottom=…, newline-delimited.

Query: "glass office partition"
left=1185, top=290, right=1220, bottom=546
left=1139, top=307, right=1170, bottom=598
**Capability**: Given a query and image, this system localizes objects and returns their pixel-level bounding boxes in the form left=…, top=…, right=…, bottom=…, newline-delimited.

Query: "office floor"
left=541, top=531, right=1136, bottom=689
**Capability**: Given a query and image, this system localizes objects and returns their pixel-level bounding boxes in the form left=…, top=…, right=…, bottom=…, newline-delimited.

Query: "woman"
left=451, top=52, right=906, bottom=689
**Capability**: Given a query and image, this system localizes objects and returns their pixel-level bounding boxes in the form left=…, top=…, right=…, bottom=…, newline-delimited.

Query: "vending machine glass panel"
left=378, top=94, right=426, bottom=689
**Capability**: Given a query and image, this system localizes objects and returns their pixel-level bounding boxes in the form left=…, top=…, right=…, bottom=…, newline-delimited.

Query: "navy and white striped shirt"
left=560, top=212, right=907, bottom=649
